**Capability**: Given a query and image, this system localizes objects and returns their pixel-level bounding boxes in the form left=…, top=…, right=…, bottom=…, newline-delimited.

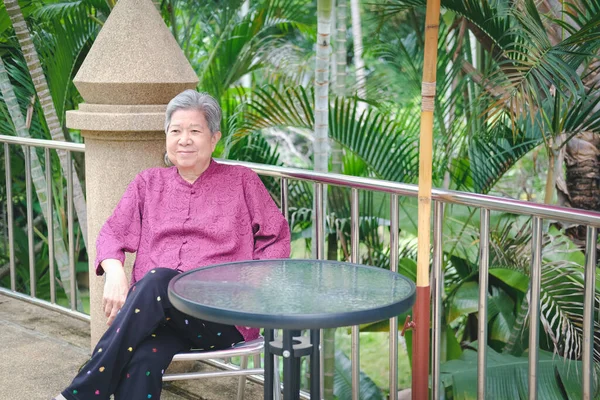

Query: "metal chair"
left=163, top=336, right=281, bottom=400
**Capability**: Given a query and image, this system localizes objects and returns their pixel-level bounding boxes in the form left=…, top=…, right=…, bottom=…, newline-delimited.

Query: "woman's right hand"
left=101, top=259, right=129, bottom=326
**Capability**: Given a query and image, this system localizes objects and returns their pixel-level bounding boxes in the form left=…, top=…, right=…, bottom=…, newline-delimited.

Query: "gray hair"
left=164, top=90, right=222, bottom=134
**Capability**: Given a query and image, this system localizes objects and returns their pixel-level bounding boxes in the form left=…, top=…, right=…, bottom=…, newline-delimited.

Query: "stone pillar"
left=66, top=0, right=198, bottom=348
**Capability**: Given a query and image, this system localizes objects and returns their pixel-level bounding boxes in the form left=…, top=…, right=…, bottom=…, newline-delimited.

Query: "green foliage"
left=440, top=344, right=599, bottom=399
left=334, top=349, right=385, bottom=400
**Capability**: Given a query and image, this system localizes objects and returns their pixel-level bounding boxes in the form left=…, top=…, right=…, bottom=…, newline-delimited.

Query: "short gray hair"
left=164, top=90, right=222, bottom=134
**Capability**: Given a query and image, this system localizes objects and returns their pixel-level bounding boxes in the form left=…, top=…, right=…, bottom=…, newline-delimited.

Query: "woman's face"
left=166, top=108, right=221, bottom=176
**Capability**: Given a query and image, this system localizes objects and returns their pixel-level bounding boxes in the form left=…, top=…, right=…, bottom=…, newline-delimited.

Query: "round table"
left=168, top=259, right=416, bottom=400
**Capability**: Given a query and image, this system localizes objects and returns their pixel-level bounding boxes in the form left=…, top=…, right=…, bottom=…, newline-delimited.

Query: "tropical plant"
left=440, top=344, right=598, bottom=399
left=4, top=0, right=92, bottom=249
left=334, top=350, right=384, bottom=400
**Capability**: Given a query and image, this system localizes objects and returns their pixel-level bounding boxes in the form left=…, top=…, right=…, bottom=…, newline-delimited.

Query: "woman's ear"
left=164, top=151, right=173, bottom=166
left=211, top=131, right=222, bottom=151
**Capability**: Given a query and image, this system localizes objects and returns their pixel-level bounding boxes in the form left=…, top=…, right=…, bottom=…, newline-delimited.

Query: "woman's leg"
left=165, top=302, right=244, bottom=350
left=112, top=317, right=243, bottom=400
left=113, top=324, right=187, bottom=400
left=61, top=268, right=179, bottom=400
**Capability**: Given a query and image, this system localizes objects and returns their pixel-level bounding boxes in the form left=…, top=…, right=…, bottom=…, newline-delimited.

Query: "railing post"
left=431, top=200, right=444, bottom=399
left=66, top=151, right=76, bottom=311
left=477, top=208, right=490, bottom=398
left=528, top=216, right=543, bottom=400
left=280, top=177, right=289, bottom=222
left=389, top=194, right=399, bottom=398
left=350, top=188, right=360, bottom=400
left=25, top=145, right=35, bottom=297
left=4, top=142, right=16, bottom=291
left=582, top=226, right=597, bottom=400
left=315, top=183, right=325, bottom=260
left=45, top=148, right=55, bottom=304
left=315, top=182, right=325, bottom=400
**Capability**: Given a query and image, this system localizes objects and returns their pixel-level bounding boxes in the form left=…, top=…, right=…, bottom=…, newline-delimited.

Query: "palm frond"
left=32, top=0, right=110, bottom=21
left=330, top=96, right=421, bottom=183
left=467, top=119, right=542, bottom=193
left=197, top=0, right=313, bottom=98
left=31, top=8, right=99, bottom=122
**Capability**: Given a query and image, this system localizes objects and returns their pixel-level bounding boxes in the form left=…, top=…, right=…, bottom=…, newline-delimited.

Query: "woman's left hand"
left=101, top=259, right=129, bottom=326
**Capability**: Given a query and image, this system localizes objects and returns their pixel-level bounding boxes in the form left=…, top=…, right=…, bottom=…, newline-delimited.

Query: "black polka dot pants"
left=61, top=268, right=243, bottom=400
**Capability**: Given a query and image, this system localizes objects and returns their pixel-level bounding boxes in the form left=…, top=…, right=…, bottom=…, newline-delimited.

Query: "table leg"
left=264, top=329, right=275, bottom=400
left=310, top=329, right=321, bottom=399
left=282, top=330, right=302, bottom=400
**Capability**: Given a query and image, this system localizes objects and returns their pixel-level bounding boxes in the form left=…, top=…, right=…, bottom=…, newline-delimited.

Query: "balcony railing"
left=1, top=133, right=599, bottom=399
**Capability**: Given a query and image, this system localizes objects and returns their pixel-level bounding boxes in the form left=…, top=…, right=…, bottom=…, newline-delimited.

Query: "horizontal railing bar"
left=2, top=135, right=599, bottom=226
left=172, top=347, right=265, bottom=361
left=162, top=368, right=264, bottom=381
left=0, top=134, right=85, bottom=152
left=0, top=288, right=90, bottom=322
left=219, top=159, right=600, bottom=227
left=202, top=359, right=310, bottom=400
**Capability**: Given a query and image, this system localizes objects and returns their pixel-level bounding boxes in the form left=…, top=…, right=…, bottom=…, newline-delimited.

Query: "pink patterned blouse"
left=95, top=159, right=291, bottom=341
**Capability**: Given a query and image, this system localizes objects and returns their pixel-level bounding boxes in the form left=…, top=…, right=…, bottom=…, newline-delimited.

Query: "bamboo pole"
left=412, top=0, right=441, bottom=398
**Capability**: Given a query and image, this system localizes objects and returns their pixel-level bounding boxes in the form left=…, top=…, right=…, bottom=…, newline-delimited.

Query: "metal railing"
left=2, top=134, right=600, bottom=399
left=1, top=135, right=87, bottom=321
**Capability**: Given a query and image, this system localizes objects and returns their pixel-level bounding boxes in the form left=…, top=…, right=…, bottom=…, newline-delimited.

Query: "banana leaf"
left=333, top=349, right=384, bottom=400
left=439, top=344, right=599, bottom=399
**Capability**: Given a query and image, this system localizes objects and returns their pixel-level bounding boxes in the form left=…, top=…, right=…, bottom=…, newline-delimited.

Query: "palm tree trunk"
left=315, top=0, right=333, bottom=173
left=316, top=0, right=334, bottom=397
left=563, top=131, right=600, bottom=243
left=349, top=0, right=366, bottom=100
left=330, top=0, right=347, bottom=174
left=544, top=139, right=558, bottom=204
left=5, top=0, right=88, bottom=249
left=0, top=57, right=83, bottom=310
left=335, top=0, right=347, bottom=97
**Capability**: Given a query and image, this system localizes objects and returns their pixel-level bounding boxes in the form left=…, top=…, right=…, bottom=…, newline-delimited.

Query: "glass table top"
left=168, top=259, right=416, bottom=329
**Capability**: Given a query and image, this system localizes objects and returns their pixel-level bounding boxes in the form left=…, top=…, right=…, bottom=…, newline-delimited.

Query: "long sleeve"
left=95, top=175, right=145, bottom=275
left=243, top=170, right=291, bottom=260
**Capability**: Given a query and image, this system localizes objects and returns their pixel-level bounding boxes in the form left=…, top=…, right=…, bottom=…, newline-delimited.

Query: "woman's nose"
left=179, top=131, right=192, bottom=144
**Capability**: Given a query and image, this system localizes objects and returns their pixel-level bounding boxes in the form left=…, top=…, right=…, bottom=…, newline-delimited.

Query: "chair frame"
left=163, top=336, right=281, bottom=400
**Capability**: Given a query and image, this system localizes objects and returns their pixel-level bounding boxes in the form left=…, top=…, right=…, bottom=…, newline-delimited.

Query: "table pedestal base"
left=264, top=329, right=320, bottom=400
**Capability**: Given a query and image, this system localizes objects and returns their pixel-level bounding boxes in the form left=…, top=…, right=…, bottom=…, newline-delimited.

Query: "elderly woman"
left=54, top=90, right=290, bottom=400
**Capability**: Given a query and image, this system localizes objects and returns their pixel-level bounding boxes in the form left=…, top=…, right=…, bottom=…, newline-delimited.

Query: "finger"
left=104, top=298, right=114, bottom=318
left=116, top=296, right=125, bottom=310
left=107, top=306, right=119, bottom=326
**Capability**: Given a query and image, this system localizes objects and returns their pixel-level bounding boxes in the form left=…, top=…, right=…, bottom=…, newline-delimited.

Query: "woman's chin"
left=174, top=159, right=198, bottom=169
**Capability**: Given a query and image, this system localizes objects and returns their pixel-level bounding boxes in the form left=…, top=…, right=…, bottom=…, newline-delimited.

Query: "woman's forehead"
left=169, top=109, right=208, bottom=126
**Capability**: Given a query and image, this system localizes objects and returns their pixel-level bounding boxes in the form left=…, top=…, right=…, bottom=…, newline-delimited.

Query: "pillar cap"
left=73, top=0, right=198, bottom=105
left=66, top=104, right=166, bottom=132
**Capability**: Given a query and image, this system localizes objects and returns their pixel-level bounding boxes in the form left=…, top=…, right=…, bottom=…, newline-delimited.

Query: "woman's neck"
left=178, top=170, right=199, bottom=184
left=177, top=160, right=211, bottom=184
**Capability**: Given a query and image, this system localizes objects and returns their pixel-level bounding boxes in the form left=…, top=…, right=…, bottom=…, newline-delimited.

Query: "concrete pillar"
left=66, top=0, right=198, bottom=348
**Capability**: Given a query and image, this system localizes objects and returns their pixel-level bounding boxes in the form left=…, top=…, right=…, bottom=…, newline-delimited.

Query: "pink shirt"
left=95, top=160, right=291, bottom=341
